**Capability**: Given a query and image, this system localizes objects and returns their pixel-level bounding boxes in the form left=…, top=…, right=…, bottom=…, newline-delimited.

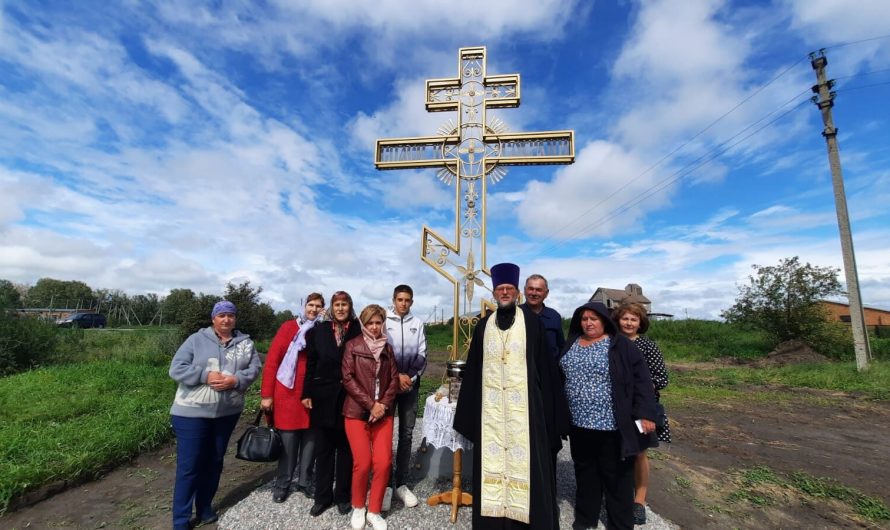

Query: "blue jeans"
left=393, top=383, right=419, bottom=486
left=171, top=414, right=240, bottom=527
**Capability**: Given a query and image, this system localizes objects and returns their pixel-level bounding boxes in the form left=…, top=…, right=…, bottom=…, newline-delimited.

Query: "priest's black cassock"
left=453, top=304, right=570, bottom=529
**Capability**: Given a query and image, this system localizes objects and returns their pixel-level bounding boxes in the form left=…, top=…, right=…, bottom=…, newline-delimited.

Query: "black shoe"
left=295, top=484, right=313, bottom=499
left=309, top=502, right=332, bottom=517
left=272, top=487, right=289, bottom=503
left=337, top=501, right=351, bottom=515
left=633, top=503, right=647, bottom=525
left=188, top=512, right=219, bottom=528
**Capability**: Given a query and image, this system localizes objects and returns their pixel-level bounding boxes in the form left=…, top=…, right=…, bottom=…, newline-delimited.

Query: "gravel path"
left=220, top=419, right=677, bottom=529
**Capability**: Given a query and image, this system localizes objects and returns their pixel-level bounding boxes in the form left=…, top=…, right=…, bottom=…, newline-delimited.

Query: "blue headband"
left=211, top=300, right=237, bottom=318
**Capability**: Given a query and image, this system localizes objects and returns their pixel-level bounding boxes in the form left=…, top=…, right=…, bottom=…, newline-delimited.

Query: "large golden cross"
left=375, top=46, right=574, bottom=359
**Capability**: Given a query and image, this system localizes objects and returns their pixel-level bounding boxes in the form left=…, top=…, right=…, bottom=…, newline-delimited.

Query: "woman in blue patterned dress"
left=613, top=302, right=671, bottom=526
left=558, top=302, right=657, bottom=530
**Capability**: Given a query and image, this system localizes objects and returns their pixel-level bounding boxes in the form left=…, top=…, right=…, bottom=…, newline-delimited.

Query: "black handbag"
left=235, top=410, right=282, bottom=462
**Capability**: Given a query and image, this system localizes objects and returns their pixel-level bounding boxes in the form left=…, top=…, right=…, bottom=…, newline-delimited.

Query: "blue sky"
left=2, top=0, right=889, bottom=321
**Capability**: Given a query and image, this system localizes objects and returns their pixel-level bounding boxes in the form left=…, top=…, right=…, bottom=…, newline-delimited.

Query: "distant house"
left=820, top=300, right=890, bottom=327
left=589, top=284, right=651, bottom=312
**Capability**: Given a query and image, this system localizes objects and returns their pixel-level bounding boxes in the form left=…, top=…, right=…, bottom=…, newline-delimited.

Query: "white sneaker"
left=367, top=512, right=387, bottom=530
left=350, top=507, right=366, bottom=530
left=381, top=487, right=392, bottom=512
left=395, top=485, right=419, bottom=508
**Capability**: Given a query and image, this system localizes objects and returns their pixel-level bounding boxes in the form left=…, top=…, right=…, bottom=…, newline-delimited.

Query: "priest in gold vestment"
left=454, top=263, right=570, bottom=529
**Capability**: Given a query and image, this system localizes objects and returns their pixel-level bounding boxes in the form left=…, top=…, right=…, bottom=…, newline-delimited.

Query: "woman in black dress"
left=613, top=302, right=671, bottom=526
left=302, top=291, right=361, bottom=517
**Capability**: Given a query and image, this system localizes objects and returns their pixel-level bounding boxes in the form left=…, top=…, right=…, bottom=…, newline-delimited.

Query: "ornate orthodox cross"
left=375, top=46, right=574, bottom=359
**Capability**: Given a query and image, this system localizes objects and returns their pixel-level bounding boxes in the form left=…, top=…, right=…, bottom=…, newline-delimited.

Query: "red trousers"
left=344, top=416, right=394, bottom=513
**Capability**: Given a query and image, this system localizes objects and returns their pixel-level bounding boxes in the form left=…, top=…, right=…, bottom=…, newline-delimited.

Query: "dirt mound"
left=754, top=340, right=829, bottom=367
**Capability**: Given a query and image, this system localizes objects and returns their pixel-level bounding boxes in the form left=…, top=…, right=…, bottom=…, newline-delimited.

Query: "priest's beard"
left=495, top=300, right=517, bottom=330
left=496, top=298, right=517, bottom=309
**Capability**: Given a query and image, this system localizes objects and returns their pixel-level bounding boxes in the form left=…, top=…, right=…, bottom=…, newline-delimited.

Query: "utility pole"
left=810, top=49, right=872, bottom=371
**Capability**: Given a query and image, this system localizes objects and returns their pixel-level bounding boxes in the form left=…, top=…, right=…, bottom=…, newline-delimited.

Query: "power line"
left=832, top=67, right=890, bottom=81
left=530, top=46, right=887, bottom=257
left=533, top=55, right=810, bottom=247
left=824, top=33, right=890, bottom=51
left=834, top=80, right=890, bottom=94
left=532, top=88, right=814, bottom=257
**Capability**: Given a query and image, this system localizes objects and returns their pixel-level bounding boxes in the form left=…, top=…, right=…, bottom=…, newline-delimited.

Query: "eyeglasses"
left=494, top=285, right=517, bottom=294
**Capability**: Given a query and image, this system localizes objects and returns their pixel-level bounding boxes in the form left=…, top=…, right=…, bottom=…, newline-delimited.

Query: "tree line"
left=0, top=255, right=866, bottom=374
left=0, top=278, right=299, bottom=376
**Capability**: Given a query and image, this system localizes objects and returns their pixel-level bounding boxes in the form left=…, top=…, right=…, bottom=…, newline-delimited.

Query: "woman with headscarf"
left=260, top=292, right=325, bottom=503
left=342, top=304, right=399, bottom=530
left=302, top=291, right=361, bottom=518
left=558, top=302, right=657, bottom=530
left=168, top=301, right=261, bottom=530
left=613, top=302, right=671, bottom=526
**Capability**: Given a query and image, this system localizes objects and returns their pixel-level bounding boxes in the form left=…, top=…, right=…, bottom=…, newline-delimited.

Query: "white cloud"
left=785, top=0, right=890, bottom=53
left=366, top=170, right=452, bottom=211
left=347, top=77, right=446, bottom=153
left=151, top=0, right=581, bottom=71
left=515, top=140, right=673, bottom=239
left=2, top=1, right=889, bottom=325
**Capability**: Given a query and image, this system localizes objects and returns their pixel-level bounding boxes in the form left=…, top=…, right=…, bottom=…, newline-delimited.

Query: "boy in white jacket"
left=383, top=284, right=426, bottom=509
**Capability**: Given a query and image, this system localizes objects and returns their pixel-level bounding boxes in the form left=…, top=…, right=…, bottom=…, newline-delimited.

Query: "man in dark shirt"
left=520, top=274, right=565, bottom=358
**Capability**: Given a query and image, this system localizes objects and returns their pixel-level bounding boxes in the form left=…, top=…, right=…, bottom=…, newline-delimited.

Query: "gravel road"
left=220, top=419, right=677, bottom=529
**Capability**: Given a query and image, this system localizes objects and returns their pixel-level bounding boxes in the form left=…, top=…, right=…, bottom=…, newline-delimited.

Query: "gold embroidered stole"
left=479, top=308, right=531, bottom=523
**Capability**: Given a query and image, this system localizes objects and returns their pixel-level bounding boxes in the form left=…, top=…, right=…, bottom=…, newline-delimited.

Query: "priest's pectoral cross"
left=375, top=46, right=574, bottom=359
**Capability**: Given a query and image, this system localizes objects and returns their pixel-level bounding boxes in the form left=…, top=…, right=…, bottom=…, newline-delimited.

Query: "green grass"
left=788, top=471, right=890, bottom=521
left=726, top=465, right=890, bottom=522
left=0, top=361, right=174, bottom=513
left=668, top=361, right=890, bottom=402
left=425, top=323, right=459, bottom=353
left=648, top=319, right=773, bottom=361
left=2, top=317, right=885, bottom=516
left=52, top=326, right=180, bottom=366
left=0, top=326, right=269, bottom=515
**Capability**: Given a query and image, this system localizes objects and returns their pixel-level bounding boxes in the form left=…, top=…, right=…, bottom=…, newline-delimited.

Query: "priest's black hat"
left=490, top=262, right=520, bottom=289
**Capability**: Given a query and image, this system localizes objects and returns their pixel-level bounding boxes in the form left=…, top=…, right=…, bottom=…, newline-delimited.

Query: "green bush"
left=870, top=337, right=890, bottom=360
left=176, top=282, right=277, bottom=343
left=0, top=312, right=63, bottom=376
left=807, top=321, right=854, bottom=360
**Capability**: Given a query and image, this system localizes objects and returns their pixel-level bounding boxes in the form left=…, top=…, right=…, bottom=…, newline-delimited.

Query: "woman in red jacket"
left=260, top=292, right=325, bottom=503
left=342, top=304, right=399, bottom=530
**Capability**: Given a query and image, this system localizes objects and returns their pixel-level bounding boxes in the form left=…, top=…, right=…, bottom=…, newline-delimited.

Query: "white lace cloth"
left=421, top=394, right=473, bottom=452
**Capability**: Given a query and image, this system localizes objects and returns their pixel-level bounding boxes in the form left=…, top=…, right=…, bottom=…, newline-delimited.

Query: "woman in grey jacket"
left=168, top=301, right=261, bottom=530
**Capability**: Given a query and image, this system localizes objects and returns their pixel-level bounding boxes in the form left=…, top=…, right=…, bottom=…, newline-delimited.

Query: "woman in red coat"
left=260, top=292, right=325, bottom=503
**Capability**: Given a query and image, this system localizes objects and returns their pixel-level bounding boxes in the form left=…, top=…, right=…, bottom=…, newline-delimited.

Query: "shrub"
left=807, top=321, right=854, bottom=360
left=176, top=282, right=277, bottom=343
left=722, top=257, right=843, bottom=352
left=0, top=312, right=62, bottom=376
left=870, top=337, right=890, bottom=360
